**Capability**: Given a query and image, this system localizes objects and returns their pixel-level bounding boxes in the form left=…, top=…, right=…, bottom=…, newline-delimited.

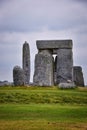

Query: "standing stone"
left=23, top=41, right=30, bottom=85
left=13, top=66, right=25, bottom=86
left=33, top=50, right=54, bottom=86
left=56, top=49, right=73, bottom=84
left=73, top=66, right=84, bottom=86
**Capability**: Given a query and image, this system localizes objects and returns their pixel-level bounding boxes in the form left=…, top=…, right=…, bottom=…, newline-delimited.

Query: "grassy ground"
left=0, top=86, right=87, bottom=104
left=0, top=86, right=87, bottom=130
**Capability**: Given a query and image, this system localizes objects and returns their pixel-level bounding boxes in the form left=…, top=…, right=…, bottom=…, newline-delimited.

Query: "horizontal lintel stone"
left=36, top=40, right=72, bottom=50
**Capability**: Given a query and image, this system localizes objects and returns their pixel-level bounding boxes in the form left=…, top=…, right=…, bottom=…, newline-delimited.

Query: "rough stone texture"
left=34, top=40, right=73, bottom=86
left=58, top=82, right=75, bottom=89
left=13, top=66, right=25, bottom=86
left=73, top=66, right=84, bottom=86
left=56, top=49, right=73, bottom=84
left=33, top=50, right=54, bottom=86
left=23, top=41, right=30, bottom=85
left=37, top=40, right=72, bottom=51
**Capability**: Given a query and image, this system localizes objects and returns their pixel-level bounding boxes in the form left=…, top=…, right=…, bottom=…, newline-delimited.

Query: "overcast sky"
left=0, top=0, right=87, bottom=85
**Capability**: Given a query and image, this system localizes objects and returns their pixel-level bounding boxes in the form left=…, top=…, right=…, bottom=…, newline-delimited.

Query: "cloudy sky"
left=0, top=0, right=87, bottom=85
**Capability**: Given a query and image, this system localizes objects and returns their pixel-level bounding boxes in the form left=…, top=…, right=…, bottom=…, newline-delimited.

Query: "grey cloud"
left=74, top=0, right=87, bottom=3
left=0, top=0, right=87, bottom=32
left=0, top=0, right=11, bottom=6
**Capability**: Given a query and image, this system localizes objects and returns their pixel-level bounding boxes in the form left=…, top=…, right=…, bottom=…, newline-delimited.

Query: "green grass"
left=0, top=104, right=87, bottom=122
left=0, top=86, right=87, bottom=130
left=0, top=86, right=87, bottom=104
left=0, top=104, right=87, bottom=130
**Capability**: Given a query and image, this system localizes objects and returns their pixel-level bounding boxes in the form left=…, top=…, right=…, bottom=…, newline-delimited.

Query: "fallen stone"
left=58, top=82, right=76, bottom=89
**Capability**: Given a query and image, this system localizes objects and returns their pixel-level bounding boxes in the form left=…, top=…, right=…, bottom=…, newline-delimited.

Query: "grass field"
left=0, top=86, right=87, bottom=130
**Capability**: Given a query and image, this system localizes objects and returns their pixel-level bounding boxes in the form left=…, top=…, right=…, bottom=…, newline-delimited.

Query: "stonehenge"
left=13, top=40, right=85, bottom=87
left=33, top=40, right=73, bottom=86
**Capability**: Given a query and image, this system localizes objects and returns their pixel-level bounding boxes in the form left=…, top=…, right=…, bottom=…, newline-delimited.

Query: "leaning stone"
left=13, top=66, right=25, bottom=86
left=58, top=82, right=75, bottom=89
left=73, top=66, right=84, bottom=87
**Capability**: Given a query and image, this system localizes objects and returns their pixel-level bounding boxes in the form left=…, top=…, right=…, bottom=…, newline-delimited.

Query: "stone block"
left=13, top=66, right=25, bottom=86
left=56, top=49, right=73, bottom=84
left=73, top=66, right=84, bottom=86
left=37, top=40, right=72, bottom=51
left=22, top=41, right=30, bottom=85
left=58, top=82, right=75, bottom=88
left=33, top=50, right=54, bottom=86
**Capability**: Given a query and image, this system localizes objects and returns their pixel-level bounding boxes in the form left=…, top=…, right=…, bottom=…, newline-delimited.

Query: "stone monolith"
left=73, top=66, right=84, bottom=86
left=23, top=41, right=30, bottom=85
left=13, top=66, right=25, bottom=86
left=33, top=50, right=54, bottom=86
left=56, top=48, right=73, bottom=84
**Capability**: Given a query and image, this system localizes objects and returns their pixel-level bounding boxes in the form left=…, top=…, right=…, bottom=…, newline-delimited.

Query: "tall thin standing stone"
left=23, top=41, right=30, bottom=85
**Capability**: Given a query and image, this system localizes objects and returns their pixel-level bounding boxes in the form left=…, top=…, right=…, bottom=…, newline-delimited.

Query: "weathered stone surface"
left=37, top=40, right=72, bottom=51
left=34, top=40, right=73, bottom=86
left=56, top=49, right=73, bottom=84
left=33, top=50, right=54, bottom=86
left=13, top=66, right=25, bottom=86
left=23, top=41, right=30, bottom=85
left=73, top=66, right=84, bottom=86
left=58, top=82, right=75, bottom=89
